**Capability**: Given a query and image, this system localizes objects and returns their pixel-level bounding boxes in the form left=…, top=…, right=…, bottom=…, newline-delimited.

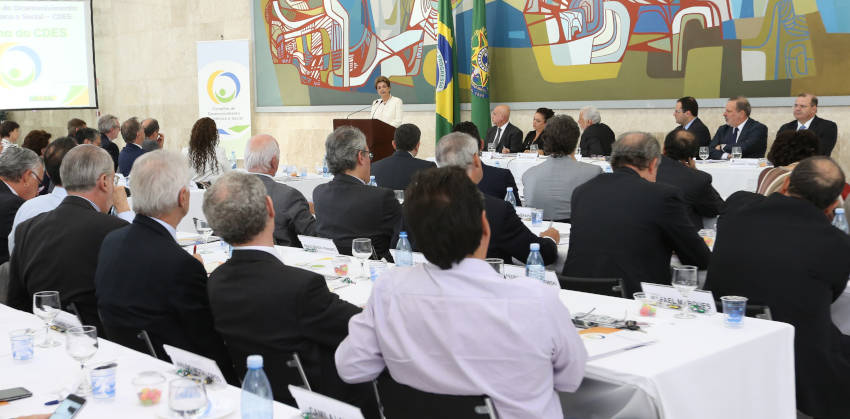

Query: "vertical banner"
left=469, top=0, right=490, bottom=140
left=197, top=40, right=251, bottom=159
left=434, top=0, right=459, bottom=143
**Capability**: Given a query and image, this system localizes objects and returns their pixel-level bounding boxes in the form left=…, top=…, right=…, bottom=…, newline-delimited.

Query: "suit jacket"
left=485, top=123, right=523, bottom=153
left=563, top=168, right=710, bottom=296
left=708, top=118, right=768, bottom=159
left=521, top=131, right=545, bottom=152
left=95, top=215, right=236, bottom=383
left=521, top=156, right=602, bottom=221
left=255, top=174, right=317, bottom=247
left=579, top=123, right=615, bottom=156
left=0, top=182, right=24, bottom=264
left=141, top=138, right=161, bottom=152
left=777, top=115, right=838, bottom=156
left=679, top=117, right=712, bottom=156
left=313, top=174, right=402, bottom=260
left=479, top=163, right=521, bottom=205
left=7, top=196, right=128, bottom=331
left=118, top=143, right=145, bottom=176
left=484, top=195, right=557, bottom=266
left=656, top=156, right=724, bottom=228
left=101, top=136, right=120, bottom=171
left=705, top=192, right=850, bottom=419
left=369, top=150, right=436, bottom=191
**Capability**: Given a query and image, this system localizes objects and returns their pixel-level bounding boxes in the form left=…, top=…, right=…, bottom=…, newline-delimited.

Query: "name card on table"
left=53, top=309, right=82, bottom=332
left=389, top=249, right=427, bottom=265
left=289, top=385, right=365, bottom=419
left=163, top=344, right=226, bottom=385
left=729, top=158, right=760, bottom=166
left=503, top=265, right=559, bottom=288
left=514, top=206, right=534, bottom=220
left=298, top=235, right=340, bottom=254
left=517, top=152, right=538, bottom=160
left=641, top=282, right=717, bottom=314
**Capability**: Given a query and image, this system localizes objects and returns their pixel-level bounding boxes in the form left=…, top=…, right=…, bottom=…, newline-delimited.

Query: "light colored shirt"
left=797, top=116, right=815, bottom=130
left=491, top=121, right=510, bottom=149
left=683, top=118, right=695, bottom=130
left=150, top=216, right=177, bottom=242
left=721, top=119, right=749, bottom=160
left=335, top=258, right=587, bottom=419
left=232, top=246, right=283, bottom=263
left=182, top=145, right=231, bottom=184
left=370, top=95, right=403, bottom=127
left=523, top=156, right=602, bottom=221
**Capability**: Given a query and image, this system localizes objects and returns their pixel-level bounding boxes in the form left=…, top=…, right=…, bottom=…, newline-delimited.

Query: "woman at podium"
left=370, top=76, right=403, bottom=127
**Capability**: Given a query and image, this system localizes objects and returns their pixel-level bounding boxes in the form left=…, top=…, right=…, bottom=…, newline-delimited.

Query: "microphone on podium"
left=347, top=99, right=380, bottom=119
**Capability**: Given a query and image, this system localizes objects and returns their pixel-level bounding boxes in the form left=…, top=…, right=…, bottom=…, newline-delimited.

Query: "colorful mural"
left=253, top=0, right=850, bottom=107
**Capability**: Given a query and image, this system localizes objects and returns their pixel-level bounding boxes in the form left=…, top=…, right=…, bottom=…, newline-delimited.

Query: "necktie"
left=798, top=124, right=807, bottom=131
left=494, top=127, right=503, bottom=149
left=731, top=127, right=739, bottom=145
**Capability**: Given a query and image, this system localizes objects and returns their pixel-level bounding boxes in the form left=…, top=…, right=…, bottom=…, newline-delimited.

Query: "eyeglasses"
left=29, top=171, right=43, bottom=184
left=358, top=149, right=374, bottom=160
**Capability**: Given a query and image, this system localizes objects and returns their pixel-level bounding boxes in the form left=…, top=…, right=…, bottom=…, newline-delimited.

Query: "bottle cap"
left=837, top=208, right=846, bottom=214
left=247, top=354, right=263, bottom=369
left=400, top=231, right=407, bottom=238
left=530, top=243, right=540, bottom=251
left=507, top=187, right=513, bottom=191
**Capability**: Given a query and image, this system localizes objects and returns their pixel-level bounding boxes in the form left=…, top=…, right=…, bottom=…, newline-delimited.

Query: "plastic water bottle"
left=833, top=208, right=849, bottom=234
left=525, top=243, right=545, bottom=283
left=230, top=151, right=237, bottom=169
left=322, top=158, right=329, bottom=177
left=369, top=175, right=378, bottom=187
left=241, top=355, right=273, bottom=419
left=504, top=187, right=517, bottom=208
left=395, top=232, right=413, bottom=267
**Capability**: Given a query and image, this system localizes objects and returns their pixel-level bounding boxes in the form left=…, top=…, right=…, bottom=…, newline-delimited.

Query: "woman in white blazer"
left=370, top=76, right=403, bottom=127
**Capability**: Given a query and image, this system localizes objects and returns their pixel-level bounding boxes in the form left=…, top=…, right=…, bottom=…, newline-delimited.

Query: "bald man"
left=485, top=105, right=523, bottom=154
left=244, top=134, right=316, bottom=247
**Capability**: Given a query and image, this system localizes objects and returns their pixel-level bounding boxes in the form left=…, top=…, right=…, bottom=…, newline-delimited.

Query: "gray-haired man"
left=578, top=106, right=615, bottom=157
left=0, top=147, right=43, bottom=265
left=97, top=114, right=120, bottom=170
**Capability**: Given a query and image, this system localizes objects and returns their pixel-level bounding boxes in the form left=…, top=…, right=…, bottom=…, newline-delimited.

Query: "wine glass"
left=169, top=378, right=208, bottom=419
left=193, top=218, right=213, bottom=247
left=351, top=238, right=374, bottom=281
left=672, top=266, right=698, bottom=319
left=33, top=291, right=61, bottom=347
left=66, top=325, right=98, bottom=394
left=698, top=146, right=709, bottom=160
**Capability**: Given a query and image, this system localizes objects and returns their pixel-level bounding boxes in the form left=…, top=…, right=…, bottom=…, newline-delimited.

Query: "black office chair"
left=558, top=275, right=626, bottom=298
left=373, top=371, right=498, bottom=419
left=227, top=348, right=310, bottom=405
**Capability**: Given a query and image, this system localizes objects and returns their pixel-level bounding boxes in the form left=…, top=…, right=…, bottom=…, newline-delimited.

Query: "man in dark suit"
left=657, top=130, right=724, bottom=228
left=452, top=121, right=522, bottom=204
left=674, top=96, right=711, bottom=155
left=777, top=93, right=838, bottom=157
left=564, top=132, right=710, bottom=296
left=8, top=145, right=130, bottom=331
left=203, top=171, right=375, bottom=416
left=95, top=150, right=236, bottom=383
left=313, top=126, right=402, bottom=259
left=0, top=147, right=43, bottom=265
left=97, top=114, right=121, bottom=170
left=141, top=118, right=165, bottom=152
left=245, top=134, right=316, bottom=247
left=578, top=106, right=615, bottom=156
left=370, top=123, right=436, bottom=190
left=705, top=157, right=850, bottom=419
left=117, top=117, right=146, bottom=176
left=484, top=105, right=523, bottom=153
left=708, top=96, right=768, bottom=159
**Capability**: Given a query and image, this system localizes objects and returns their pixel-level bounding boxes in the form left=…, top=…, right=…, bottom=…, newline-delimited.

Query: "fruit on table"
left=138, top=387, right=162, bottom=405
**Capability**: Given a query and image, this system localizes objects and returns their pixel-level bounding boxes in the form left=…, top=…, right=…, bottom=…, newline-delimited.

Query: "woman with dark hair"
left=21, top=130, right=52, bottom=156
left=0, top=120, right=21, bottom=152
left=370, top=75, right=403, bottom=127
left=757, top=130, right=819, bottom=195
left=521, top=107, right=554, bottom=154
left=183, top=117, right=230, bottom=186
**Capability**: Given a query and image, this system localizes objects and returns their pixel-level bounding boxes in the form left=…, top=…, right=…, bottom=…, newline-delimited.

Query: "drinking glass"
left=169, top=378, right=208, bottom=419
left=33, top=290, right=61, bottom=347
left=66, top=325, right=98, bottom=394
left=529, top=144, right=538, bottom=153
left=394, top=190, right=404, bottom=204
left=351, top=238, right=373, bottom=280
left=193, top=218, right=213, bottom=246
left=731, top=146, right=743, bottom=160
left=575, top=146, right=582, bottom=159
left=487, top=143, right=496, bottom=153
left=485, top=258, right=504, bottom=277
left=672, top=266, right=698, bottom=319
left=698, top=146, right=709, bottom=160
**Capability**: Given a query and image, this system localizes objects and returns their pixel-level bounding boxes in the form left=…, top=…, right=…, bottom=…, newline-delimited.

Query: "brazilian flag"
left=435, top=0, right=459, bottom=142
left=470, top=0, right=489, bottom=139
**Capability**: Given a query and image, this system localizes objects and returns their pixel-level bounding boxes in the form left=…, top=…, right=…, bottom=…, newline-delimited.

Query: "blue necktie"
left=798, top=124, right=807, bottom=131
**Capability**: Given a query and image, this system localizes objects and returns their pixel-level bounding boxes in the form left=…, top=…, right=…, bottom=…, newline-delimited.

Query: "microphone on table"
left=347, top=100, right=379, bottom=119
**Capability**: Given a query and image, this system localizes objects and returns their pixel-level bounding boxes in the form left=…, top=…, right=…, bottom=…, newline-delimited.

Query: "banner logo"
left=206, top=70, right=241, bottom=104
left=470, top=28, right=489, bottom=99
left=0, top=44, right=42, bottom=88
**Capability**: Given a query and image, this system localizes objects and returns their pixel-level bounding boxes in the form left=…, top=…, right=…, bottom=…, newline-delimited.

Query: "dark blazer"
left=369, top=150, right=436, bottom=191
left=484, top=194, right=557, bottom=266
left=679, top=117, right=712, bottom=156
left=656, top=156, right=724, bottom=228
left=479, top=163, right=521, bottom=205
left=705, top=192, right=850, bottom=419
left=7, top=196, right=128, bottom=331
left=0, top=181, right=24, bottom=264
left=485, top=123, right=523, bottom=153
left=777, top=115, right=838, bottom=156
left=100, top=136, right=120, bottom=171
left=563, top=168, right=711, bottom=296
left=521, top=131, right=545, bottom=152
left=255, top=174, right=317, bottom=247
left=118, top=143, right=145, bottom=176
left=708, top=118, right=768, bottom=159
left=95, top=215, right=236, bottom=383
left=313, top=174, right=402, bottom=260
left=579, top=123, right=615, bottom=156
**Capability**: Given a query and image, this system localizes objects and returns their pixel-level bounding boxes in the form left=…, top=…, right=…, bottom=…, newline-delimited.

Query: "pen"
left=193, top=244, right=197, bottom=254
left=44, top=400, right=59, bottom=406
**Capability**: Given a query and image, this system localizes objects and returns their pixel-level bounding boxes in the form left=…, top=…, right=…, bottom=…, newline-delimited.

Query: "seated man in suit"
left=370, top=123, right=435, bottom=190
left=204, top=172, right=375, bottom=415
left=708, top=96, right=768, bottom=159
left=0, top=147, right=43, bottom=265
left=74, top=128, right=102, bottom=147
left=453, top=121, right=521, bottom=205
left=705, top=157, right=850, bottom=419
left=117, top=117, right=146, bottom=176
left=141, top=118, right=165, bottom=152
left=578, top=106, right=615, bottom=157
left=8, top=145, right=129, bottom=331
left=657, top=130, right=724, bottom=228
left=335, top=166, right=587, bottom=419
left=313, top=126, right=402, bottom=259
left=245, top=134, right=316, bottom=247
left=777, top=93, right=837, bottom=157
left=564, top=132, right=710, bottom=296
left=436, top=132, right=559, bottom=265
left=485, top=105, right=523, bottom=154
left=94, top=150, right=236, bottom=383
left=98, top=114, right=121, bottom=170
left=674, top=96, right=711, bottom=155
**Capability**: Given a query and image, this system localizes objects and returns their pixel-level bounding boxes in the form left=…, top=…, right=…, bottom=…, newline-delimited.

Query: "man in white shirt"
left=335, top=166, right=587, bottom=419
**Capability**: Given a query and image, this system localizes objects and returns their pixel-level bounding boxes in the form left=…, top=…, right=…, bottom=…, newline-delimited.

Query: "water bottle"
left=230, top=151, right=237, bottom=169
left=833, top=208, right=849, bottom=234
left=369, top=175, right=378, bottom=187
left=525, top=243, right=545, bottom=283
left=504, top=187, right=517, bottom=208
left=241, top=355, right=273, bottom=419
left=322, top=158, right=329, bottom=177
left=395, top=231, right=413, bottom=267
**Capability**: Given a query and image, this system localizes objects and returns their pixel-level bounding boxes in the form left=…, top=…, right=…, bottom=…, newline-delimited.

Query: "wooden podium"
left=332, top=118, right=395, bottom=163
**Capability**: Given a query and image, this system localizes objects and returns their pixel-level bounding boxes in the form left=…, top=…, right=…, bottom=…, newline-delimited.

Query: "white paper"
left=579, top=328, right=656, bottom=360
left=503, top=265, right=559, bottom=288
left=163, top=344, right=226, bottom=385
left=517, top=152, right=538, bottom=160
left=298, top=235, right=340, bottom=255
left=53, top=309, right=82, bottom=331
left=389, top=249, right=427, bottom=265
left=514, top=206, right=535, bottom=220
left=641, top=282, right=717, bottom=314
left=289, top=385, right=365, bottom=419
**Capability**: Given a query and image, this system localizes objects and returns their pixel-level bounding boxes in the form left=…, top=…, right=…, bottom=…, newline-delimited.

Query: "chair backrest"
left=374, top=371, right=498, bottom=419
left=558, top=275, right=626, bottom=298
left=227, top=347, right=310, bottom=406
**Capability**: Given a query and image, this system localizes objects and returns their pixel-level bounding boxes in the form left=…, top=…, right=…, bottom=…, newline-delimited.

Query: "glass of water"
left=193, top=218, right=213, bottom=246
left=731, top=146, right=743, bottom=160
left=169, top=378, right=208, bottom=419
left=575, top=146, right=582, bottom=159
left=66, top=325, right=98, bottom=394
left=488, top=143, right=496, bottom=154
left=351, top=238, right=374, bottom=281
left=33, top=291, right=61, bottom=347
left=529, top=144, right=538, bottom=153
left=672, top=266, right=698, bottom=319
left=394, top=190, right=404, bottom=204
left=698, top=146, right=709, bottom=160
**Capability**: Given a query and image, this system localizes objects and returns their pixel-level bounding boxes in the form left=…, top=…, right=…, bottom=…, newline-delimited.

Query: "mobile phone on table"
left=49, top=394, right=87, bottom=419
left=0, top=387, right=32, bottom=402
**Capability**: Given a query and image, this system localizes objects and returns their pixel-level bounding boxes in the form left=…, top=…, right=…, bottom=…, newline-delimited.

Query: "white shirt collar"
left=76, top=195, right=102, bottom=212
left=497, top=121, right=509, bottom=131
left=52, top=186, right=67, bottom=199
left=232, top=245, right=284, bottom=263
left=2, top=180, right=18, bottom=197
left=683, top=118, right=695, bottom=130
left=735, top=118, right=748, bottom=131
left=345, top=173, right=366, bottom=184
left=252, top=172, right=275, bottom=180
left=797, top=116, right=815, bottom=129
left=150, top=216, right=177, bottom=242
left=129, top=142, right=142, bottom=149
